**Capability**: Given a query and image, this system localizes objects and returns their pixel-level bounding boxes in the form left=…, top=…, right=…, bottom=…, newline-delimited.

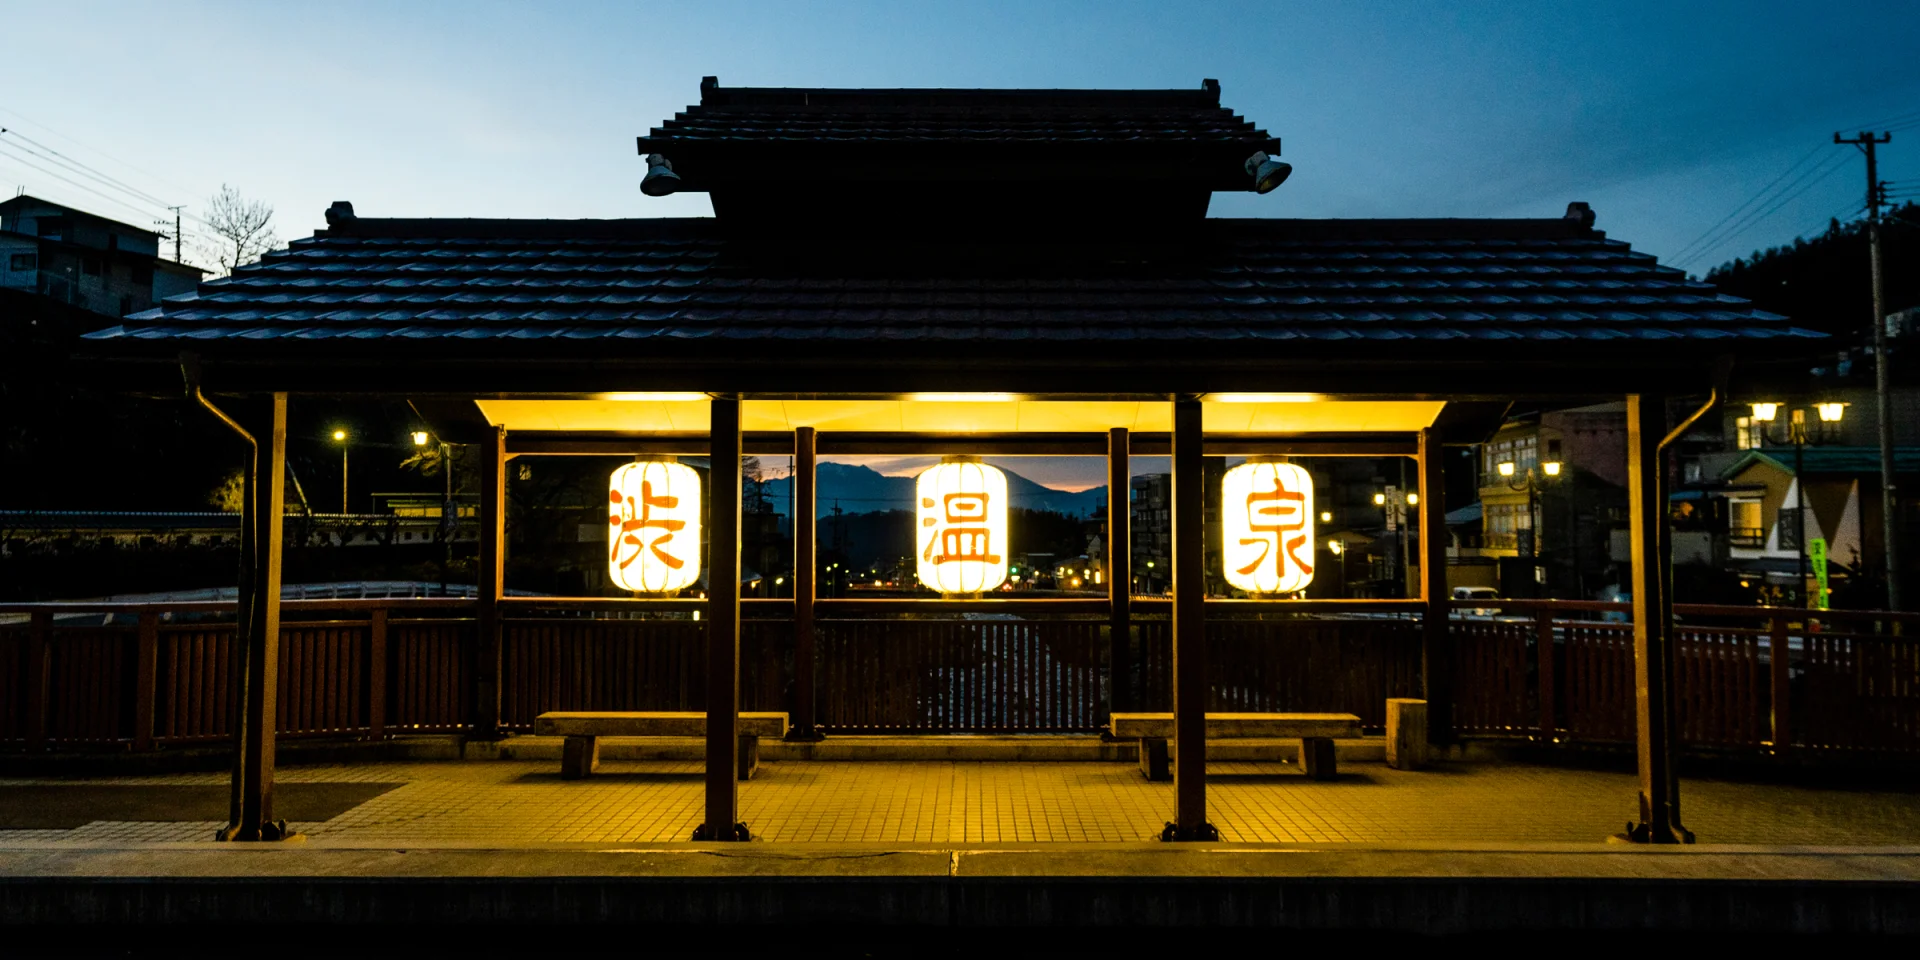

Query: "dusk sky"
left=6, top=1, right=1917, bottom=491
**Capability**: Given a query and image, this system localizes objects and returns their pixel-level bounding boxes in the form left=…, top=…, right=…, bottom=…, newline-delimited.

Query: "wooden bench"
left=1109, top=712, right=1363, bottom=781
left=532, top=711, right=790, bottom=780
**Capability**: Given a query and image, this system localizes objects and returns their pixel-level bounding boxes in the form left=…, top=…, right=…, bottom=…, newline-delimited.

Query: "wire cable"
left=0, top=104, right=204, bottom=200
left=0, top=129, right=173, bottom=209
left=0, top=143, right=174, bottom=225
left=1667, top=144, right=1826, bottom=265
left=1673, top=151, right=1851, bottom=269
left=1679, top=153, right=1855, bottom=271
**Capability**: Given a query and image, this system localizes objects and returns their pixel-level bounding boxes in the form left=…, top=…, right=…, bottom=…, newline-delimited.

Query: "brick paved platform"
left=2, top=758, right=1917, bottom=846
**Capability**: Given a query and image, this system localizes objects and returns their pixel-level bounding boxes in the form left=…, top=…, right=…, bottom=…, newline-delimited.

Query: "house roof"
left=92, top=213, right=1809, bottom=337
left=639, top=78, right=1278, bottom=151
left=1721, top=446, right=1920, bottom=479
left=77, top=210, right=1821, bottom=393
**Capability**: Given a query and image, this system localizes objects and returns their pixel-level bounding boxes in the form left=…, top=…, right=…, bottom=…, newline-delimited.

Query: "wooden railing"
left=3, top=597, right=1915, bottom=756
left=1450, top=600, right=1920, bottom=755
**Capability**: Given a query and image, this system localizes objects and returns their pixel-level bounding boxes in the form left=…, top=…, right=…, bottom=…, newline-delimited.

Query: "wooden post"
left=789, top=426, right=820, bottom=740
left=133, top=611, right=159, bottom=751
left=235, top=392, right=287, bottom=841
left=25, top=610, right=50, bottom=749
left=474, top=424, right=507, bottom=739
left=1416, top=427, right=1451, bottom=745
left=1168, top=397, right=1214, bottom=840
left=368, top=607, right=388, bottom=741
left=1625, top=393, right=1689, bottom=843
left=1535, top=608, right=1556, bottom=742
left=1108, top=427, right=1132, bottom=718
left=1768, top=613, right=1791, bottom=753
left=699, top=395, right=747, bottom=841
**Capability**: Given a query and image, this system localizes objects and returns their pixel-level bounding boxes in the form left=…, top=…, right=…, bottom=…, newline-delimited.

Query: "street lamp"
left=331, top=428, right=350, bottom=513
left=1494, top=455, right=1565, bottom=568
left=1750, top=400, right=1847, bottom=607
left=415, top=429, right=458, bottom=595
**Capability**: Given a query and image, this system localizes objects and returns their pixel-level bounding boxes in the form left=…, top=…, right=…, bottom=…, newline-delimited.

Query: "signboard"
left=916, top=459, right=1010, bottom=595
left=1222, top=460, right=1315, bottom=595
left=608, top=460, right=702, bottom=593
left=1809, top=536, right=1829, bottom=610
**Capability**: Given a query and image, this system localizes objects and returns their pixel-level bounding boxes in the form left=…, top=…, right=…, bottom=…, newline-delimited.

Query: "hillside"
left=760, top=462, right=1106, bottom=519
left=1705, top=201, right=1919, bottom=341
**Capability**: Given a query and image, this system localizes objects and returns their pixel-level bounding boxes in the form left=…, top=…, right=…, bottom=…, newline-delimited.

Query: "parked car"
left=1452, top=586, right=1501, bottom=617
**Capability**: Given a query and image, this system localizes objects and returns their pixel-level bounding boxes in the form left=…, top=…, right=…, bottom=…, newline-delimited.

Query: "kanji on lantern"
left=915, top=459, right=1009, bottom=595
left=1222, top=460, right=1315, bottom=594
left=608, top=460, right=702, bottom=593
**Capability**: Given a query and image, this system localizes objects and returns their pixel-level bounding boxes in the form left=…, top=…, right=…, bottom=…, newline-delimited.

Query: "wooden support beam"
left=1625, top=393, right=1690, bottom=843
left=698, top=395, right=748, bottom=841
left=1417, top=426, right=1452, bottom=745
left=790, top=426, right=821, bottom=740
left=133, top=611, right=159, bottom=752
left=1168, top=397, right=1215, bottom=841
left=234, top=392, right=288, bottom=841
left=25, top=610, right=49, bottom=750
left=368, top=608, right=389, bottom=741
left=1108, top=427, right=1132, bottom=718
left=473, top=424, right=507, bottom=739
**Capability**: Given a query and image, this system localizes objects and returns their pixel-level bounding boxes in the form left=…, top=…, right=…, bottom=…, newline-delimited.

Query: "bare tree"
left=198, top=184, right=279, bottom=276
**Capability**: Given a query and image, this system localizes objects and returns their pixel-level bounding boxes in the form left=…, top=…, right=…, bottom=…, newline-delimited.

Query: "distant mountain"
left=758, top=462, right=1104, bottom=519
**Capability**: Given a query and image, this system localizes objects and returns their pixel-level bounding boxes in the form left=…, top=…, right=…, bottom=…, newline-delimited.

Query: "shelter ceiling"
left=473, top=399, right=1445, bottom=434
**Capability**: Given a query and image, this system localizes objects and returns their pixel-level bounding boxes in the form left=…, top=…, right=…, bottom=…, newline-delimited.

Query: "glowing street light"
left=411, top=431, right=430, bottom=446
left=332, top=428, right=350, bottom=513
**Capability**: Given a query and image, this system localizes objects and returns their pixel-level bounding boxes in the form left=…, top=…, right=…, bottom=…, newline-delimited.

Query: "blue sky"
left=4, top=0, right=1916, bottom=278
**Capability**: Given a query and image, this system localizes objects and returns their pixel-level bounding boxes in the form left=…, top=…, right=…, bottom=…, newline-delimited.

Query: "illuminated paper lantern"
left=915, top=459, right=1009, bottom=595
left=608, top=460, right=702, bottom=593
left=1222, top=460, right=1315, bottom=595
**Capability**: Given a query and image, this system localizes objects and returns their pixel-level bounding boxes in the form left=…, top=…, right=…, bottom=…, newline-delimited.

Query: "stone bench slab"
left=1110, top=712, right=1362, bottom=740
left=533, top=711, right=790, bottom=739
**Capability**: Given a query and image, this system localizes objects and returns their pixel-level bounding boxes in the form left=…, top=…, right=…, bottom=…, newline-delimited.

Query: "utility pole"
left=1836, top=131, right=1897, bottom=608
left=168, top=206, right=182, bottom=262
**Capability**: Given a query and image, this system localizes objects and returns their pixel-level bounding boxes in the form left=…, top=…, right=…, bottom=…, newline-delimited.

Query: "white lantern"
left=608, top=460, right=702, bottom=593
left=915, top=459, right=1009, bottom=595
left=1222, top=460, right=1315, bottom=595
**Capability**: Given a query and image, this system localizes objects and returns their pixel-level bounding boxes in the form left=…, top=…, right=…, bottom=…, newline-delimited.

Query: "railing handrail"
left=0, top=597, right=478, bottom=615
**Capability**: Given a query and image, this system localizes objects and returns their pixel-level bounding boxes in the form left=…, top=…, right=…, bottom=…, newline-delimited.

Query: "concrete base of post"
left=1386, top=698, right=1430, bottom=770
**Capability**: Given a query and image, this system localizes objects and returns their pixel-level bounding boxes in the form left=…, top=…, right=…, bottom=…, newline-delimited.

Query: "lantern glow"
left=608, top=460, right=702, bottom=593
left=914, top=459, right=1009, bottom=595
left=1222, top=460, right=1315, bottom=595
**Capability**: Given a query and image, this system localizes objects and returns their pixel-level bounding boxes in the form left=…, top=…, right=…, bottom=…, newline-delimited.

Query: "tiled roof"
left=1724, top=447, right=1920, bottom=478
left=91, top=217, right=1814, bottom=349
left=638, top=83, right=1278, bottom=150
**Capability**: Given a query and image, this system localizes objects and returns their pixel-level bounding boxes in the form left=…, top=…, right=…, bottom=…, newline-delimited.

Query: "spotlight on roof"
left=1244, top=151, right=1292, bottom=194
left=640, top=154, right=682, bottom=197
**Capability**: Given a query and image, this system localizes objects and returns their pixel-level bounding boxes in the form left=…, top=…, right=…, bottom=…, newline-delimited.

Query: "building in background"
left=1464, top=402, right=1628, bottom=599
left=0, top=194, right=201, bottom=318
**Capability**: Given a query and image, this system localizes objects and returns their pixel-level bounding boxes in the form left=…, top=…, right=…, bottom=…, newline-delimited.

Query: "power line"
left=0, top=143, right=174, bottom=225
left=1666, top=144, right=1826, bottom=266
left=0, top=104, right=203, bottom=200
left=1675, top=152, right=1853, bottom=270
left=0, top=128, right=173, bottom=209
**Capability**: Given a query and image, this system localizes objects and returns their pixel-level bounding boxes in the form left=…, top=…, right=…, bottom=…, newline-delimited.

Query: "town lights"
left=1406, top=493, right=1419, bottom=506
left=1817, top=402, right=1847, bottom=422
left=1496, top=461, right=1517, bottom=477
left=1222, top=460, right=1315, bottom=595
left=608, top=460, right=702, bottom=593
left=1373, top=492, right=1387, bottom=505
left=411, top=431, right=430, bottom=446
left=914, top=458, right=1009, bottom=595
left=1542, top=461, right=1563, bottom=477
left=1751, top=402, right=1780, bottom=423
left=1328, top=538, right=1344, bottom=556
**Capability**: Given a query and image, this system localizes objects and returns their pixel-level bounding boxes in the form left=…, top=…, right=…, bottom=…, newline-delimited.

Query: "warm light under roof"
left=1209, top=393, right=1322, bottom=404
left=908, top=393, right=1019, bottom=403
left=599, top=392, right=710, bottom=402
left=476, top=398, right=1446, bottom=434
